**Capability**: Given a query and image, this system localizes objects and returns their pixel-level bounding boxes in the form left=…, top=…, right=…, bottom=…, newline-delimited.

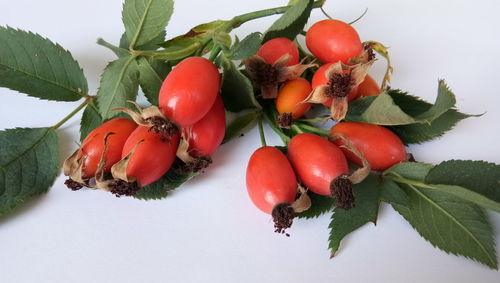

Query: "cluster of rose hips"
left=64, top=57, right=226, bottom=197
left=245, top=19, right=407, bottom=234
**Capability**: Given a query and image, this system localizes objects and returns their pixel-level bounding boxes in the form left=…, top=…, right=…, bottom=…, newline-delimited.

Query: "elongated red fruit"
left=330, top=122, right=407, bottom=170
left=159, top=57, right=220, bottom=127
left=246, top=146, right=297, bottom=214
left=80, top=118, right=137, bottom=178
left=287, top=133, right=348, bottom=196
left=121, top=126, right=179, bottom=186
left=306, top=19, right=362, bottom=64
left=257, top=37, right=299, bottom=66
left=184, top=95, right=226, bottom=156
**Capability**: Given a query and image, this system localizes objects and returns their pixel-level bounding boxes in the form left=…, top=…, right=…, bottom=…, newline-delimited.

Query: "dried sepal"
left=329, top=133, right=371, bottom=184
left=62, top=134, right=98, bottom=186
left=290, top=184, right=311, bottom=213
left=363, top=40, right=393, bottom=90
left=113, top=101, right=178, bottom=137
left=301, top=85, right=330, bottom=104
left=110, top=139, right=143, bottom=183
left=331, top=97, right=348, bottom=121
left=176, top=129, right=212, bottom=173
left=92, top=132, right=116, bottom=191
left=243, top=54, right=316, bottom=99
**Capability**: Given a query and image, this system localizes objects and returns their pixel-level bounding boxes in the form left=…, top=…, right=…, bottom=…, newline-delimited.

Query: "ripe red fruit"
left=121, top=126, right=179, bottom=187
left=184, top=95, right=226, bottom=157
left=357, top=75, right=381, bottom=98
left=330, top=122, right=407, bottom=170
left=275, top=78, right=312, bottom=120
left=247, top=146, right=304, bottom=234
left=287, top=133, right=349, bottom=196
left=80, top=118, right=137, bottom=178
left=306, top=19, right=363, bottom=64
left=312, top=63, right=359, bottom=106
left=246, top=146, right=298, bottom=214
left=257, top=37, right=299, bottom=66
left=159, top=57, right=220, bottom=127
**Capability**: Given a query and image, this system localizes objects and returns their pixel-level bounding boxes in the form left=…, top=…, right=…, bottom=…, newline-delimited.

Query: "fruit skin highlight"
left=330, top=122, right=407, bottom=170
left=159, top=56, right=220, bottom=127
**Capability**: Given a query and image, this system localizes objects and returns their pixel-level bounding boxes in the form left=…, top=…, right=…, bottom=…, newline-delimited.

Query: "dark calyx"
left=272, top=202, right=295, bottom=237
left=326, top=73, right=352, bottom=98
left=182, top=155, right=212, bottom=174
left=64, top=178, right=84, bottom=191
left=330, top=174, right=355, bottom=210
left=250, top=60, right=279, bottom=87
left=109, top=179, right=141, bottom=197
left=364, top=43, right=376, bottom=61
left=146, top=116, right=179, bottom=139
left=277, top=112, right=293, bottom=128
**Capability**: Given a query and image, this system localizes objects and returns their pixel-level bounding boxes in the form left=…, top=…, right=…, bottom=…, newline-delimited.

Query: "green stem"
left=258, top=119, right=267, bottom=146
left=291, top=124, right=304, bottom=134
left=320, top=7, right=333, bottom=19
left=208, top=45, right=222, bottom=62
left=52, top=98, right=90, bottom=130
left=296, top=123, right=330, bottom=136
left=227, top=0, right=325, bottom=30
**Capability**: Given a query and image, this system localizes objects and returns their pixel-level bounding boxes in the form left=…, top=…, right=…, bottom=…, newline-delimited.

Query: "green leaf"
left=380, top=179, right=408, bottom=206
left=346, top=81, right=457, bottom=126
left=134, top=169, right=196, bottom=200
left=96, top=56, right=139, bottom=120
left=79, top=104, right=103, bottom=142
left=392, top=184, right=497, bottom=269
left=328, top=175, right=381, bottom=256
left=0, top=26, right=87, bottom=101
left=220, top=55, right=261, bottom=112
left=120, top=30, right=166, bottom=51
left=389, top=109, right=471, bottom=145
left=222, top=111, right=260, bottom=143
left=0, top=127, right=59, bottom=216
left=384, top=162, right=434, bottom=182
left=262, top=0, right=314, bottom=42
left=296, top=192, right=334, bottom=219
left=122, top=0, right=174, bottom=48
left=425, top=160, right=500, bottom=212
left=137, top=57, right=171, bottom=105
left=227, top=33, right=262, bottom=60
left=413, top=80, right=456, bottom=122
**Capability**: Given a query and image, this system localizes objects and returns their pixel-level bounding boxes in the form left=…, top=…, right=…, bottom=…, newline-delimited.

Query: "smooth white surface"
left=1, top=0, right=499, bottom=282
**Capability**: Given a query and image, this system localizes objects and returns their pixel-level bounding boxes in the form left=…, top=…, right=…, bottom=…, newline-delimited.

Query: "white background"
left=1, top=0, right=500, bottom=282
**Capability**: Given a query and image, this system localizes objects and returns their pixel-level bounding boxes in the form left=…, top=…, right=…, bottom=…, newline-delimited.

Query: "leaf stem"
left=296, top=123, right=330, bottom=136
left=52, top=98, right=90, bottom=130
left=258, top=119, right=267, bottom=147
